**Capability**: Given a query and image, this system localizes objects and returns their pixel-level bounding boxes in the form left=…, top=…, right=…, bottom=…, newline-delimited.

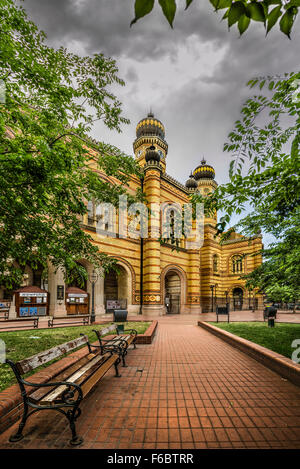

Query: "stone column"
left=142, top=161, right=164, bottom=317
left=186, top=248, right=201, bottom=314
left=47, top=262, right=67, bottom=316
left=85, top=264, right=105, bottom=318
left=9, top=295, right=17, bottom=319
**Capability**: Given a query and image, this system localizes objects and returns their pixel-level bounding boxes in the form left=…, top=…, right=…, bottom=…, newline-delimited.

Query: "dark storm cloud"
left=19, top=0, right=299, bottom=247
left=125, top=66, right=139, bottom=83
left=21, top=0, right=300, bottom=187
left=22, top=0, right=227, bottom=60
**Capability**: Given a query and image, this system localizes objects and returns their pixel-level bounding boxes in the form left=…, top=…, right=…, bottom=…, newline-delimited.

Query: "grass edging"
left=198, top=321, right=300, bottom=387
left=0, top=320, right=157, bottom=435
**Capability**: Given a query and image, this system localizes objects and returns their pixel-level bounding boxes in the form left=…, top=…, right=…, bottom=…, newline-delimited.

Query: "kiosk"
left=66, top=287, right=89, bottom=315
left=14, top=286, right=49, bottom=317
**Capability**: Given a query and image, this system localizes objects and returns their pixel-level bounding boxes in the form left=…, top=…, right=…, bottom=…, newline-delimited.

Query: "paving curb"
left=198, top=321, right=300, bottom=387
left=0, top=321, right=157, bottom=435
left=136, top=320, right=157, bottom=344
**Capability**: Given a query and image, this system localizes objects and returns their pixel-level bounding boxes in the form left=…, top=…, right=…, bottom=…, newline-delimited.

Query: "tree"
left=131, top=0, right=299, bottom=38
left=0, top=0, right=143, bottom=290
left=191, top=71, right=300, bottom=301
left=242, top=219, right=300, bottom=307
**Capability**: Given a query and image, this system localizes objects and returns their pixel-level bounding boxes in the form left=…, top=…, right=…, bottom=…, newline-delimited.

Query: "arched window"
left=213, top=254, right=219, bottom=273
left=231, top=255, right=243, bottom=274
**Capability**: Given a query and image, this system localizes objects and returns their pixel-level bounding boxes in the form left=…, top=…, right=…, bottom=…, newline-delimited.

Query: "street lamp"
left=210, top=284, right=215, bottom=312
left=214, top=284, right=218, bottom=309
left=88, top=269, right=99, bottom=324
left=224, top=290, right=228, bottom=306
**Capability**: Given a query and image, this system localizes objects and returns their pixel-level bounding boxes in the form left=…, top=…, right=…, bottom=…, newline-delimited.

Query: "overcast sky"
left=21, top=0, right=299, bottom=242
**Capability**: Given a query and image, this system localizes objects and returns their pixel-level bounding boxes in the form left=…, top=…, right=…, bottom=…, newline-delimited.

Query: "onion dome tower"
left=192, top=157, right=218, bottom=224
left=193, top=157, right=215, bottom=181
left=133, top=112, right=168, bottom=172
left=191, top=157, right=218, bottom=197
left=185, top=172, right=198, bottom=190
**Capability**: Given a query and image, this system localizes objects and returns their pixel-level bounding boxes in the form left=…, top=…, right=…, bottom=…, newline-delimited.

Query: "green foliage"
left=131, top=0, right=299, bottom=37
left=0, top=0, right=143, bottom=290
left=131, top=0, right=155, bottom=26
left=213, top=322, right=300, bottom=359
left=191, top=71, right=300, bottom=302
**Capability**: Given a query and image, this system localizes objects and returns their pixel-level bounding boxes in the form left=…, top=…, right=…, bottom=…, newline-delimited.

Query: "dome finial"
left=148, top=107, right=154, bottom=118
left=201, top=156, right=206, bottom=165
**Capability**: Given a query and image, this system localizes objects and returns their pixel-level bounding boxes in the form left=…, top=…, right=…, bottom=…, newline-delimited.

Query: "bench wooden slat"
left=80, top=354, right=118, bottom=397
left=42, top=352, right=110, bottom=402
left=16, top=335, right=88, bottom=374
left=29, top=353, right=100, bottom=402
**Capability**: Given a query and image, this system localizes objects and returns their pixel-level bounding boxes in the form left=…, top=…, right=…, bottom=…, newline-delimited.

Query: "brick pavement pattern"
left=0, top=318, right=300, bottom=449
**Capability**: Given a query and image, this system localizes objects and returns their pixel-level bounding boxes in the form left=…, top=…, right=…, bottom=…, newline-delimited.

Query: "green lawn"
left=0, top=321, right=150, bottom=392
left=212, top=321, right=300, bottom=360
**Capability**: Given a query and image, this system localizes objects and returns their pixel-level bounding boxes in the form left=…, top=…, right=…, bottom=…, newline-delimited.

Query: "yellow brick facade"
left=80, top=113, right=263, bottom=317
left=1, top=113, right=262, bottom=318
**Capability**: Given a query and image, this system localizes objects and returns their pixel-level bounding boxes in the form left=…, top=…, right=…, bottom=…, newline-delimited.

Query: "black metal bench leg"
left=122, top=352, right=128, bottom=367
left=114, top=359, right=121, bottom=378
left=9, top=401, right=29, bottom=442
left=68, top=407, right=83, bottom=446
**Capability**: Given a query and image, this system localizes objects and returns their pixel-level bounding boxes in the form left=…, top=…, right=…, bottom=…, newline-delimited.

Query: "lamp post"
left=224, top=290, right=228, bottom=307
left=215, top=283, right=218, bottom=309
left=88, top=269, right=99, bottom=324
left=239, top=292, right=243, bottom=310
left=210, top=284, right=214, bottom=312
left=252, top=290, right=256, bottom=313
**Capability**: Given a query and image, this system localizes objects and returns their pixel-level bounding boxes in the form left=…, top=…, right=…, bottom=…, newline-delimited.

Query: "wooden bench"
left=0, top=309, right=9, bottom=320
left=93, top=324, right=137, bottom=367
left=5, top=334, right=122, bottom=446
left=216, top=305, right=230, bottom=323
left=48, top=314, right=90, bottom=328
left=0, top=317, right=39, bottom=330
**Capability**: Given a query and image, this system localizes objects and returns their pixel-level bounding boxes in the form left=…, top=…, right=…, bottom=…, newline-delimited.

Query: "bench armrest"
left=5, top=360, right=83, bottom=405
left=123, top=329, right=138, bottom=336
left=93, top=343, right=125, bottom=357
left=83, top=333, right=125, bottom=356
left=101, top=336, right=127, bottom=344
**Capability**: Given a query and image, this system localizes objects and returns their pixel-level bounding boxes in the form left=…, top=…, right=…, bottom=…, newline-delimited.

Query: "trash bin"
left=113, top=309, right=128, bottom=322
left=266, top=306, right=277, bottom=327
left=268, top=318, right=275, bottom=328
left=116, top=324, right=124, bottom=334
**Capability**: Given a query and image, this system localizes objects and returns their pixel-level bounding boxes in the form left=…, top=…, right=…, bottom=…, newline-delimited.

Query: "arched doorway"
left=165, top=271, right=181, bottom=314
left=233, top=287, right=244, bottom=310
left=104, top=265, right=129, bottom=312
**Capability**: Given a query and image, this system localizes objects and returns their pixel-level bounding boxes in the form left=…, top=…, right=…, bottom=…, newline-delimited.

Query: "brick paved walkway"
left=0, top=319, right=300, bottom=449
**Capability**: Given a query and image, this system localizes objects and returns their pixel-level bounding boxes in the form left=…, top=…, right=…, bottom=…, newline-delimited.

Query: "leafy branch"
left=131, top=0, right=299, bottom=38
